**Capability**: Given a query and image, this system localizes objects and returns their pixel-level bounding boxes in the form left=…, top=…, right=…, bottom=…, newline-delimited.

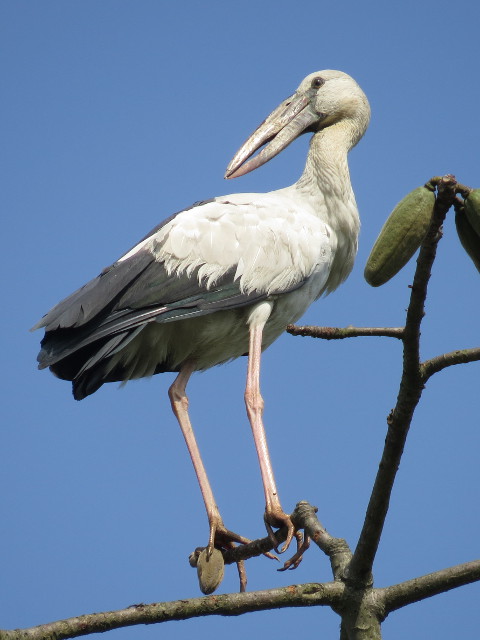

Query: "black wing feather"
left=34, top=239, right=276, bottom=401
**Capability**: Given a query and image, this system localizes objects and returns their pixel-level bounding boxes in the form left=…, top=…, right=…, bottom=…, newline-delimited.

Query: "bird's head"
left=225, top=70, right=370, bottom=179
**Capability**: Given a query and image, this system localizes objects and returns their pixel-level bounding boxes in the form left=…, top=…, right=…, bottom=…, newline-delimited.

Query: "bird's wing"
left=153, top=191, right=334, bottom=297
left=34, top=194, right=333, bottom=369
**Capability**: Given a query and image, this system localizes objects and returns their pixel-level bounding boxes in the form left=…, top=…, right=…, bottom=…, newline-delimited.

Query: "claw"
left=278, top=531, right=310, bottom=571
left=280, top=519, right=295, bottom=553
left=264, top=515, right=281, bottom=552
left=264, top=507, right=296, bottom=553
left=232, top=548, right=247, bottom=592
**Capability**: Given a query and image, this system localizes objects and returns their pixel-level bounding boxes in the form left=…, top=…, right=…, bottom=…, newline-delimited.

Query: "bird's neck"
left=294, top=121, right=362, bottom=293
left=296, top=121, right=356, bottom=203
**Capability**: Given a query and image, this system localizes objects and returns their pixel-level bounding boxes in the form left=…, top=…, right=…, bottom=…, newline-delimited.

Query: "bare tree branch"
left=291, top=501, right=352, bottom=580
left=421, top=347, right=480, bottom=381
left=381, top=560, right=480, bottom=612
left=0, top=583, right=344, bottom=640
left=347, top=176, right=458, bottom=588
left=287, top=325, right=404, bottom=340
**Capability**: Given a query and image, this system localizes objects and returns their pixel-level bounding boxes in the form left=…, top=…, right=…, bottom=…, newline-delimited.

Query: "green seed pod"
left=464, top=189, right=480, bottom=237
left=196, top=548, right=224, bottom=595
left=364, top=185, right=435, bottom=287
left=455, top=209, right=480, bottom=273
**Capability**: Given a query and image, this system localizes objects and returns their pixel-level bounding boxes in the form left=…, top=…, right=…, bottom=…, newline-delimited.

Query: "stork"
left=33, top=70, right=370, bottom=564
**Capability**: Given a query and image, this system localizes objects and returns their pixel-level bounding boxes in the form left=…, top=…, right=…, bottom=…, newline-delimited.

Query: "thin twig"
left=287, top=325, right=404, bottom=340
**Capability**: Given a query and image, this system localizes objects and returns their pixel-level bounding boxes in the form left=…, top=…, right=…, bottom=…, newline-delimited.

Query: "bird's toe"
left=278, top=530, right=310, bottom=571
left=264, top=507, right=297, bottom=553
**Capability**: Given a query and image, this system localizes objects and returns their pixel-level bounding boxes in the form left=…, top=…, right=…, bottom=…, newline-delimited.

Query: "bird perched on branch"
left=33, top=70, right=370, bottom=564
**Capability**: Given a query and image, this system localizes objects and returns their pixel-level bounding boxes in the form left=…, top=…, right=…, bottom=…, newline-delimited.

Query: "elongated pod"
left=365, top=185, right=435, bottom=287
left=464, top=189, right=480, bottom=237
left=455, top=208, right=480, bottom=273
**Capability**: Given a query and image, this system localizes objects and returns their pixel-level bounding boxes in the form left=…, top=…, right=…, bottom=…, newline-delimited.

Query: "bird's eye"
left=311, top=77, right=325, bottom=89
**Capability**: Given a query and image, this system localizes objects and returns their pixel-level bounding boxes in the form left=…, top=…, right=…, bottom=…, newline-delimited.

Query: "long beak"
left=225, top=90, right=320, bottom=179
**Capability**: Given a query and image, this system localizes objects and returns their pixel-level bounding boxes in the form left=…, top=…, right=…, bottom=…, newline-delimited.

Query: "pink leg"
left=245, top=322, right=295, bottom=552
left=169, top=362, right=251, bottom=554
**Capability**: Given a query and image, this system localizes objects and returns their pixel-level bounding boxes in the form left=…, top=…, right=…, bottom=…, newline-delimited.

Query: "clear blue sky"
left=2, top=1, right=479, bottom=638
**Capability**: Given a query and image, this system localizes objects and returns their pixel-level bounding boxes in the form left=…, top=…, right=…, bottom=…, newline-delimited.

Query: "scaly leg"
left=168, top=362, right=250, bottom=554
left=244, top=315, right=295, bottom=553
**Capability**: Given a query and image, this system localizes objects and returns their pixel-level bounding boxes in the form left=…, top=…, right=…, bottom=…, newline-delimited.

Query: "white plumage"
left=34, top=70, right=370, bottom=579
left=154, top=193, right=334, bottom=294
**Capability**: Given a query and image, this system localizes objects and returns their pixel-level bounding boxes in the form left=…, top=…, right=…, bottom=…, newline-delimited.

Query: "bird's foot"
left=264, top=505, right=296, bottom=553
left=189, top=518, right=250, bottom=594
left=194, top=517, right=274, bottom=593
left=264, top=506, right=310, bottom=569
left=207, top=518, right=252, bottom=555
